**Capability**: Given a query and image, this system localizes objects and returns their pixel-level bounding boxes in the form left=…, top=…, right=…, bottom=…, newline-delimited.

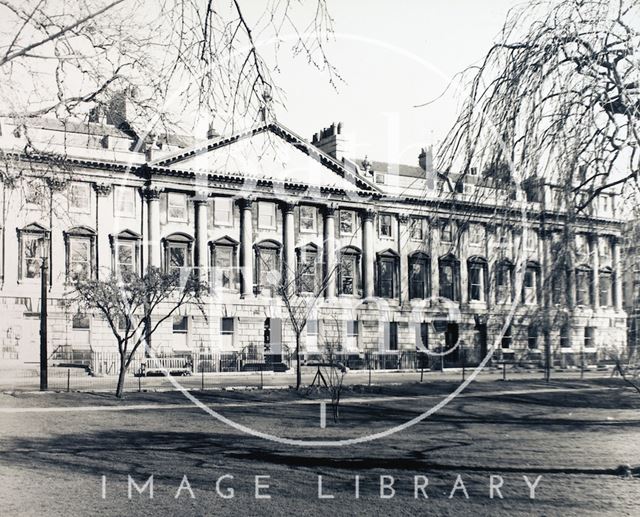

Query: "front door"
left=476, top=323, right=488, bottom=362
left=444, top=323, right=460, bottom=365
left=264, top=318, right=282, bottom=366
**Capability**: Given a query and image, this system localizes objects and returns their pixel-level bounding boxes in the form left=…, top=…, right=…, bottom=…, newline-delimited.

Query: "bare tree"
left=424, top=0, right=639, bottom=207
left=72, top=267, right=206, bottom=398
left=318, top=315, right=347, bottom=423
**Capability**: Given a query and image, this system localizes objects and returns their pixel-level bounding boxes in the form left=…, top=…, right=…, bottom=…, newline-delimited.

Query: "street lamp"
left=39, top=234, right=50, bottom=391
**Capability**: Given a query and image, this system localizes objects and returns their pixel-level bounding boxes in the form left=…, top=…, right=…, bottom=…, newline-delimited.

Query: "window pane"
left=258, top=202, right=276, bottom=229
left=168, top=193, right=187, bottom=221
left=115, top=187, right=135, bottom=216
left=173, top=315, right=188, bottom=332
left=340, top=255, right=356, bottom=295
left=380, top=215, right=393, bottom=237
left=221, top=317, right=234, bottom=334
left=214, top=198, right=233, bottom=225
left=69, top=183, right=90, bottom=212
left=299, top=206, right=316, bottom=232
left=307, top=320, right=318, bottom=335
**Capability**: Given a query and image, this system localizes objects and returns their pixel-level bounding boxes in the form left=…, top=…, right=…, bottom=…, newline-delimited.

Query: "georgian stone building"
left=0, top=114, right=628, bottom=371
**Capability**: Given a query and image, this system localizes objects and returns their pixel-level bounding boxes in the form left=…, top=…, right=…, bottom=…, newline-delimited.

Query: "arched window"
left=575, top=265, right=593, bottom=306
left=64, top=226, right=96, bottom=280
left=439, top=254, right=460, bottom=301
left=162, top=232, right=193, bottom=275
left=376, top=249, right=399, bottom=299
left=522, top=261, right=540, bottom=305
left=18, top=222, right=50, bottom=280
left=599, top=267, right=613, bottom=307
left=496, top=259, right=514, bottom=304
left=210, top=236, right=238, bottom=291
left=409, top=252, right=430, bottom=300
left=109, top=229, right=141, bottom=276
left=337, top=246, right=361, bottom=296
left=296, top=243, right=319, bottom=294
left=468, top=256, right=488, bottom=302
left=255, top=240, right=281, bottom=297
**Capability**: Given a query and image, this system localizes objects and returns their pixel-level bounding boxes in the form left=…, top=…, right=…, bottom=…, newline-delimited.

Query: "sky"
left=260, top=0, right=525, bottom=166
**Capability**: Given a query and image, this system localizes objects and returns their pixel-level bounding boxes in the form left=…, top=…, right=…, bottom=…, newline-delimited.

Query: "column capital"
left=237, top=197, right=253, bottom=210
left=398, top=214, right=410, bottom=224
left=361, top=208, right=376, bottom=222
left=280, top=200, right=296, bottom=214
left=322, top=203, right=339, bottom=217
left=193, top=191, right=209, bottom=204
left=93, top=182, right=112, bottom=197
left=46, top=177, right=67, bottom=192
left=142, top=185, right=163, bottom=200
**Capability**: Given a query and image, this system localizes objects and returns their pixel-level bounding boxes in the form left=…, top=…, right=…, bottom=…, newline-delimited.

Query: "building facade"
left=0, top=114, right=628, bottom=372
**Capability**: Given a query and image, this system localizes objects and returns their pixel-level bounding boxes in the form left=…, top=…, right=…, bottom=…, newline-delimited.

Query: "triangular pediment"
left=149, top=122, right=380, bottom=194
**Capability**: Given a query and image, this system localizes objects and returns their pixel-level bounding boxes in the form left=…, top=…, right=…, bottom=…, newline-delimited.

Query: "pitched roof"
left=150, top=121, right=380, bottom=194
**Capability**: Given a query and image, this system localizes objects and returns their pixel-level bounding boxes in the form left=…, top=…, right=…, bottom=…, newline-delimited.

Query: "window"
left=468, top=258, right=487, bottom=302
left=575, top=266, right=592, bottom=306
left=346, top=320, right=359, bottom=337
left=377, top=252, right=398, bottom=299
left=527, top=325, right=538, bottom=349
left=526, top=230, right=538, bottom=253
left=297, top=245, right=318, bottom=293
left=258, top=202, right=277, bottom=230
left=552, top=268, right=565, bottom=304
left=214, top=197, right=233, bottom=226
left=600, top=195, right=611, bottom=214
left=469, top=224, right=484, bottom=246
left=409, top=218, right=424, bottom=241
left=307, top=320, right=318, bottom=336
left=576, top=234, right=589, bottom=261
left=523, top=264, right=539, bottom=305
left=68, top=237, right=92, bottom=280
left=299, top=206, right=317, bottom=233
left=20, top=231, right=48, bottom=280
left=221, top=317, right=234, bottom=335
left=114, top=186, right=135, bottom=217
left=379, top=214, right=393, bottom=238
left=439, top=255, right=460, bottom=301
left=68, top=182, right=90, bottom=214
left=409, top=253, right=430, bottom=300
left=496, top=261, right=513, bottom=304
left=73, top=313, right=90, bottom=329
left=220, top=317, right=234, bottom=348
left=72, top=313, right=91, bottom=348
left=255, top=241, right=281, bottom=296
left=212, top=245, right=236, bottom=290
left=384, top=321, right=398, bottom=351
left=560, top=325, right=571, bottom=348
left=375, top=172, right=385, bottom=184
left=417, top=322, right=429, bottom=351
left=584, top=327, right=595, bottom=349
left=116, top=241, right=136, bottom=275
left=501, top=325, right=512, bottom=349
left=441, top=222, right=453, bottom=244
left=173, top=315, right=188, bottom=333
left=167, top=192, right=187, bottom=222
left=24, top=179, right=47, bottom=210
left=599, top=238, right=612, bottom=264
left=599, top=269, right=613, bottom=307
left=163, top=233, right=193, bottom=275
left=339, top=210, right=355, bottom=236
left=338, top=248, right=360, bottom=296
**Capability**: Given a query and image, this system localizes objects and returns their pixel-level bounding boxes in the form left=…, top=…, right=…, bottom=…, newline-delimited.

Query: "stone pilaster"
left=613, top=236, right=623, bottom=311
left=430, top=217, right=440, bottom=299
left=93, top=183, right=112, bottom=278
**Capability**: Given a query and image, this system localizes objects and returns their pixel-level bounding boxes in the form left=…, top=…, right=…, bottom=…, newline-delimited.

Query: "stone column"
left=93, top=182, right=112, bottom=279
left=194, top=196, right=209, bottom=282
left=323, top=205, right=336, bottom=299
left=281, top=202, right=296, bottom=295
left=613, top=236, right=623, bottom=311
left=398, top=215, right=409, bottom=304
left=591, top=234, right=600, bottom=310
left=238, top=198, right=254, bottom=298
left=143, top=185, right=162, bottom=269
left=486, top=223, right=496, bottom=309
left=362, top=209, right=375, bottom=299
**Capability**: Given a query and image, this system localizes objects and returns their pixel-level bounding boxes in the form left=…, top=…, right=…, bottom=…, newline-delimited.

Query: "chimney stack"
left=418, top=145, right=433, bottom=173
left=311, top=122, right=351, bottom=162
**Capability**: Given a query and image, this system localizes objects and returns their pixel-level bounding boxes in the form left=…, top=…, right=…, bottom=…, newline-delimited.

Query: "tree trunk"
left=115, top=353, right=127, bottom=398
left=295, top=333, right=302, bottom=390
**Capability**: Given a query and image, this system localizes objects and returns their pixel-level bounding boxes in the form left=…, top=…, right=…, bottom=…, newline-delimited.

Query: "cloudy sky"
left=261, top=0, right=524, bottom=166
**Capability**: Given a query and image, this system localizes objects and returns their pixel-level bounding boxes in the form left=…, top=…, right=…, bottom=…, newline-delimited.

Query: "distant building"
left=0, top=111, right=628, bottom=373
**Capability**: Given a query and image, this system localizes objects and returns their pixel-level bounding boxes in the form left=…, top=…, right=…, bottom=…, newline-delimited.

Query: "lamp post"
left=39, top=236, right=49, bottom=391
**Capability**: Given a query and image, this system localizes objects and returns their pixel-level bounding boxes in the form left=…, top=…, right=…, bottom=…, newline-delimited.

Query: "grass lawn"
left=0, top=378, right=639, bottom=516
